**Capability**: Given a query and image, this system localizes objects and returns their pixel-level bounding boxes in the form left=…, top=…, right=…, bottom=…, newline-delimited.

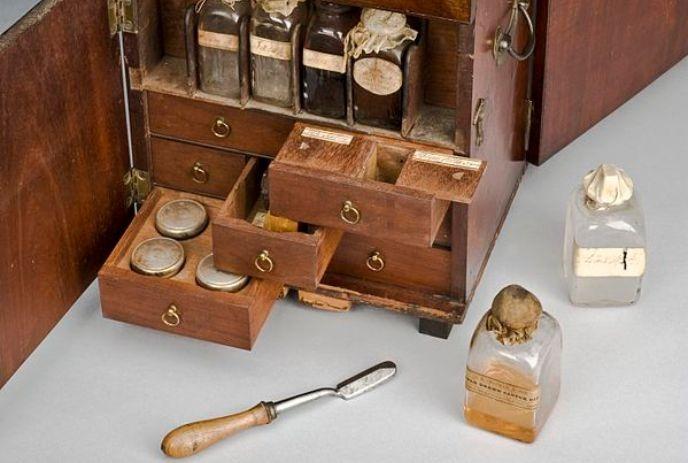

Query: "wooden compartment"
left=213, top=158, right=343, bottom=290
left=269, top=124, right=486, bottom=247
left=98, top=188, right=283, bottom=350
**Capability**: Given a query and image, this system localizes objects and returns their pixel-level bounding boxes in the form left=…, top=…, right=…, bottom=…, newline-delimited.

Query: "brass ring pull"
left=162, top=305, right=181, bottom=327
left=366, top=251, right=385, bottom=272
left=254, top=250, right=274, bottom=273
left=340, top=201, right=361, bottom=225
left=212, top=117, right=231, bottom=138
left=191, top=162, right=209, bottom=184
left=494, top=0, right=536, bottom=64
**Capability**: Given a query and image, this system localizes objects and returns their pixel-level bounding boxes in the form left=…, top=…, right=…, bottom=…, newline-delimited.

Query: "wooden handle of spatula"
left=161, top=402, right=274, bottom=458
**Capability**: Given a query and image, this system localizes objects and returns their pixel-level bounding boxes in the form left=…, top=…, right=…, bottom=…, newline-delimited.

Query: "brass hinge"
left=473, top=98, right=487, bottom=147
left=108, top=0, right=138, bottom=36
left=524, top=99, right=534, bottom=152
left=124, top=168, right=151, bottom=209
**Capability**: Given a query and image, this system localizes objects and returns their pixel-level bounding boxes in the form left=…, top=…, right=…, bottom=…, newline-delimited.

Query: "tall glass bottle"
left=347, top=9, right=417, bottom=130
left=302, top=1, right=360, bottom=119
left=196, top=0, right=251, bottom=98
left=563, top=164, right=647, bottom=306
left=250, top=0, right=309, bottom=108
left=464, top=285, right=562, bottom=443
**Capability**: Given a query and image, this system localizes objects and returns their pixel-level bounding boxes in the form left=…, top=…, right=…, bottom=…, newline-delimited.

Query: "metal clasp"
left=162, top=305, right=181, bottom=327
left=493, top=0, right=536, bottom=65
left=212, top=117, right=231, bottom=138
left=191, top=162, right=209, bottom=184
left=255, top=250, right=274, bottom=273
left=340, top=201, right=361, bottom=225
left=366, top=251, right=385, bottom=272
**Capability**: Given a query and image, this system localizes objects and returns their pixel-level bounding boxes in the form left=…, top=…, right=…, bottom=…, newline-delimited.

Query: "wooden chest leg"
left=418, top=318, right=453, bottom=339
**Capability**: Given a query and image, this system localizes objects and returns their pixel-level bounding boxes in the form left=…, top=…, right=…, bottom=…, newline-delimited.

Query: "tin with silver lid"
left=131, top=237, right=186, bottom=278
left=155, top=199, right=209, bottom=240
left=196, top=253, right=250, bottom=292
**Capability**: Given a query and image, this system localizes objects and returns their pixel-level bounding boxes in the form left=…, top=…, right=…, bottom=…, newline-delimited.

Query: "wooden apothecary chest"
left=1, top=0, right=686, bottom=387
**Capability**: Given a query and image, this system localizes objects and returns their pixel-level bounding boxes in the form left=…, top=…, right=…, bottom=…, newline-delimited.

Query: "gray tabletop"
left=1, top=3, right=688, bottom=461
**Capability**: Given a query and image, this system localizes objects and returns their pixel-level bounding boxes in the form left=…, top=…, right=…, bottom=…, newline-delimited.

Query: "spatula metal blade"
left=336, top=361, right=397, bottom=400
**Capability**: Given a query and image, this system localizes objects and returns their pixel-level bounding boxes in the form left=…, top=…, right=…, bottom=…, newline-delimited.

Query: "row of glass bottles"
left=194, top=0, right=418, bottom=130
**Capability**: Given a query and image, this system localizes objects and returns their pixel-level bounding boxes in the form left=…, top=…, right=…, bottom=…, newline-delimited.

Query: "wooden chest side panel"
left=0, top=0, right=130, bottom=386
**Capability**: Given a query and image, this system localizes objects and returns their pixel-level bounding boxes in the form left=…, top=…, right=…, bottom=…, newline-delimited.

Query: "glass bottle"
left=196, top=0, right=251, bottom=99
left=348, top=9, right=418, bottom=130
left=302, top=1, right=360, bottom=119
left=464, top=285, right=562, bottom=443
left=563, top=164, right=647, bottom=306
left=250, top=0, right=309, bottom=108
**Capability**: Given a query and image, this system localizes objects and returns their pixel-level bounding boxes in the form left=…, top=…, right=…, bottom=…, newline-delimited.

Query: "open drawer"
left=98, top=188, right=283, bottom=350
left=213, top=158, right=343, bottom=290
left=269, top=124, right=486, bottom=248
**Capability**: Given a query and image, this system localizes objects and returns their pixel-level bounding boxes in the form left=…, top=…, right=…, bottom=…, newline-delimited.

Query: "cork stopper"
left=257, top=0, right=305, bottom=16
left=583, top=164, right=634, bottom=209
left=486, top=285, right=543, bottom=345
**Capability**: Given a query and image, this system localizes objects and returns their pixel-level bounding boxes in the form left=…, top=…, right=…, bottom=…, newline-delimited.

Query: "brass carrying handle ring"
left=254, top=250, right=274, bottom=273
left=366, top=251, right=385, bottom=272
left=494, top=1, right=536, bottom=63
left=212, top=117, right=231, bottom=138
left=162, top=305, right=181, bottom=327
left=191, top=162, right=209, bottom=184
left=340, top=201, right=361, bottom=225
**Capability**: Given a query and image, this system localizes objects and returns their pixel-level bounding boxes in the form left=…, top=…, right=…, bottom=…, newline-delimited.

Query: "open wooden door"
left=0, top=0, right=132, bottom=386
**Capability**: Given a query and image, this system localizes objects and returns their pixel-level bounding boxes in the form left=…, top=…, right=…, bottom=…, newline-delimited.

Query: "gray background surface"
left=2, top=4, right=688, bottom=462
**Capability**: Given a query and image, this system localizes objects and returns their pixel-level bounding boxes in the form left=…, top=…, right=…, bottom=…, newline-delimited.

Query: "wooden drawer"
left=147, top=93, right=294, bottom=157
left=98, top=188, right=282, bottom=350
left=269, top=124, right=486, bottom=248
left=213, top=158, right=343, bottom=290
left=337, top=0, right=472, bottom=23
left=327, top=234, right=453, bottom=294
left=151, top=137, right=247, bottom=198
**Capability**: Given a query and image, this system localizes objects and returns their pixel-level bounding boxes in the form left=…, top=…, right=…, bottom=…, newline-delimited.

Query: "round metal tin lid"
left=155, top=199, right=209, bottom=240
left=196, top=254, right=250, bottom=292
left=130, top=237, right=185, bottom=278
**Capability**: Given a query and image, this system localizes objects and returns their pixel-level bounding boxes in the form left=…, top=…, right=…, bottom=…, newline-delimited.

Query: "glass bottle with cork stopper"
left=563, top=164, right=647, bottom=306
left=464, top=285, right=562, bottom=443
left=302, top=1, right=360, bottom=119
left=250, top=0, right=309, bottom=108
left=195, top=0, right=251, bottom=99
left=346, top=8, right=418, bottom=130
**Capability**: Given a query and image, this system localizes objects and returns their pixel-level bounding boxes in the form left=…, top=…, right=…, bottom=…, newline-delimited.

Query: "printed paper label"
left=301, top=127, right=353, bottom=145
left=414, top=151, right=483, bottom=170
left=198, top=30, right=239, bottom=51
left=465, top=369, right=540, bottom=410
left=353, top=58, right=403, bottom=96
left=573, top=246, right=646, bottom=277
left=303, top=49, right=347, bottom=74
left=251, top=211, right=267, bottom=229
left=250, top=35, right=292, bottom=61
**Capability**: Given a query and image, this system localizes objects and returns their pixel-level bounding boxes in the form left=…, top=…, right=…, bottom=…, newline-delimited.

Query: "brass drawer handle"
left=191, top=161, right=209, bottom=184
left=493, top=0, right=535, bottom=64
left=254, top=250, right=274, bottom=273
left=340, top=200, right=361, bottom=225
left=162, top=305, right=181, bottom=327
left=212, top=117, right=231, bottom=138
left=366, top=251, right=385, bottom=272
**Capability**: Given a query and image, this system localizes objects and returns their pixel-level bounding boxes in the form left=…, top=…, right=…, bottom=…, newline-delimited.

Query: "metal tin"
left=155, top=199, right=209, bottom=240
left=196, top=253, right=250, bottom=292
left=130, top=237, right=185, bottom=278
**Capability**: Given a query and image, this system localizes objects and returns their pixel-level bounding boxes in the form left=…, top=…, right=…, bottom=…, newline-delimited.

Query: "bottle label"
left=465, top=368, right=540, bottom=410
left=198, top=30, right=240, bottom=51
left=301, top=127, right=353, bottom=145
left=573, top=246, right=646, bottom=277
left=250, top=35, right=292, bottom=61
left=414, top=151, right=483, bottom=170
left=353, top=58, right=403, bottom=96
left=303, top=49, right=347, bottom=74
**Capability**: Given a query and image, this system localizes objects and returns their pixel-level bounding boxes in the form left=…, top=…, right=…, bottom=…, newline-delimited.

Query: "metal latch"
left=108, top=0, right=138, bottom=36
left=473, top=98, right=487, bottom=147
left=124, top=168, right=151, bottom=209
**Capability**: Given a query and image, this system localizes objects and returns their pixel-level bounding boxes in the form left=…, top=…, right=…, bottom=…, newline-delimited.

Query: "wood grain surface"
left=336, top=0, right=473, bottom=23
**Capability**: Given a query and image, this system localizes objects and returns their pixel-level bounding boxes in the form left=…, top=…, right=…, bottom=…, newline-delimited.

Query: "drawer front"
left=148, top=93, right=294, bottom=156
left=151, top=138, right=247, bottom=198
left=327, top=234, right=453, bottom=294
left=337, top=0, right=472, bottom=23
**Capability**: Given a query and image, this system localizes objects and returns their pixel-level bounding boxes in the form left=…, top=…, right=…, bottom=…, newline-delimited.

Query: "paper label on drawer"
left=301, top=127, right=353, bottom=145
left=414, top=151, right=483, bottom=170
left=198, top=30, right=239, bottom=51
left=573, top=246, right=646, bottom=277
left=353, top=58, right=403, bottom=96
left=465, top=368, right=540, bottom=410
left=303, top=49, right=347, bottom=74
left=250, top=35, right=292, bottom=61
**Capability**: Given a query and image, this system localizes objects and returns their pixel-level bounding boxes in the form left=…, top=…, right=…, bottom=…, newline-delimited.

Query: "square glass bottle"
left=464, top=285, right=562, bottom=443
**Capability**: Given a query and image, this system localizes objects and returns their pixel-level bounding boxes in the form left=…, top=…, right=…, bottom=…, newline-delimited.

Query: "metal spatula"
left=161, top=361, right=397, bottom=458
